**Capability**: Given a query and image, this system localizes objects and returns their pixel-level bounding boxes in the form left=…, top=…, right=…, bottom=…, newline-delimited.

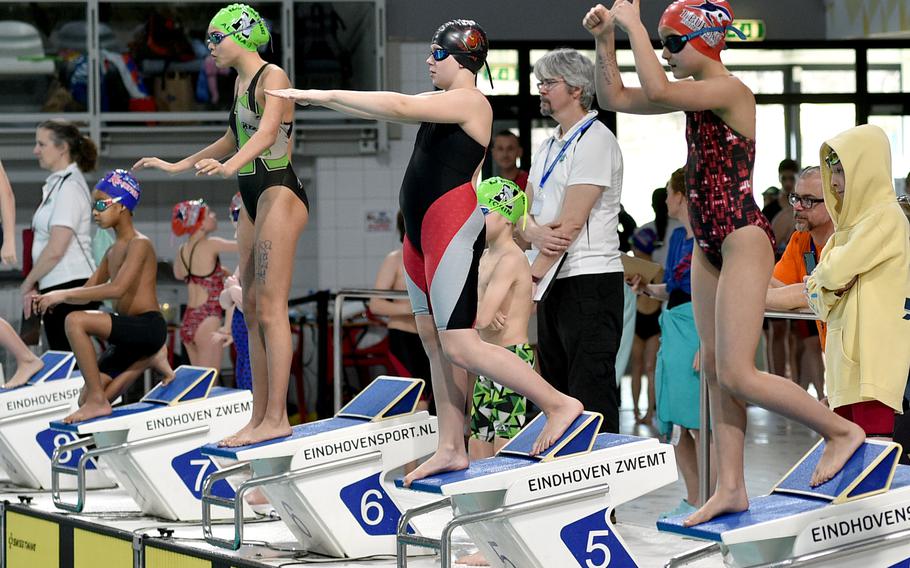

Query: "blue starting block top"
left=25, top=351, right=75, bottom=385
left=658, top=465, right=910, bottom=542
left=200, top=376, right=425, bottom=458
left=141, top=366, right=217, bottom=406
left=772, top=439, right=901, bottom=503
left=498, top=411, right=603, bottom=462
left=50, top=386, right=239, bottom=432
left=337, top=376, right=424, bottom=421
left=202, top=416, right=366, bottom=459
left=400, top=431, right=642, bottom=494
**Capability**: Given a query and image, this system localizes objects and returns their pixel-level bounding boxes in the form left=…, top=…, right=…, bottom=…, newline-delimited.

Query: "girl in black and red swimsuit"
left=267, top=19, right=583, bottom=484
left=586, top=0, right=865, bottom=525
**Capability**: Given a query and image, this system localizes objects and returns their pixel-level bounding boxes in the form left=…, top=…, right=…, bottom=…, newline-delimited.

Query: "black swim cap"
left=432, top=19, right=489, bottom=75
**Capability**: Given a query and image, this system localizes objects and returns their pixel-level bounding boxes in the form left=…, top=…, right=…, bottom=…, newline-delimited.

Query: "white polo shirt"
left=528, top=111, right=624, bottom=279
left=31, top=162, right=95, bottom=289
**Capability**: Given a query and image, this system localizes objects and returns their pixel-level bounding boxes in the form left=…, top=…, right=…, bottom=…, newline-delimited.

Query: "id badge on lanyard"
left=532, top=116, right=598, bottom=217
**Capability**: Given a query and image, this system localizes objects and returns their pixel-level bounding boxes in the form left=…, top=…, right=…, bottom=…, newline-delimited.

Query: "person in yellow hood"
left=806, top=124, right=910, bottom=437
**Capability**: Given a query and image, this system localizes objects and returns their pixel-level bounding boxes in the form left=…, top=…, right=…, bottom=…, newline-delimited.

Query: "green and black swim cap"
left=210, top=3, right=270, bottom=52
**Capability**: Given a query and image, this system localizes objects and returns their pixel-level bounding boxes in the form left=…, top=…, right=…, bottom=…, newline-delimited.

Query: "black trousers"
left=39, top=279, right=102, bottom=351
left=537, top=272, right=624, bottom=433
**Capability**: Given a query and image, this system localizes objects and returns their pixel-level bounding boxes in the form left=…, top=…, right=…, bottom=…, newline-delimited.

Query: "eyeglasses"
left=207, top=26, right=250, bottom=46
left=94, top=196, right=123, bottom=212
left=661, top=25, right=737, bottom=54
left=788, top=193, right=826, bottom=209
left=536, top=79, right=566, bottom=92
left=825, top=150, right=841, bottom=167
left=430, top=48, right=472, bottom=62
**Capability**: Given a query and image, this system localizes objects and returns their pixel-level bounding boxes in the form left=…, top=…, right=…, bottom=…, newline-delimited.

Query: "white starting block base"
left=660, top=439, right=910, bottom=567
left=48, top=366, right=252, bottom=521
left=0, top=351, right=114, bottom=490
left=395, top=412, right=678, bottom=568
left=201, top=376, right=446, bottom=557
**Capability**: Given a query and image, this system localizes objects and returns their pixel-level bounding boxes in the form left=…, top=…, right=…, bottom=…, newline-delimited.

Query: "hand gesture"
left=211, top=327, right=233, bottom=347
left=530, top=222, right=572, bottom=256
left=583, top=4, right=614, bottom=38
left=133, top=157, right=180, bottom=174
left=194, top=159, right=234, bottom=178
left=626, top=273, right=647, bottom=295
left=489, top=311, right=508, bottom=331
left=20, top=285, right=37, bottom=318
left=611, top=0, right=642, bottom=33
left=34, top=290, right=65, bottom=315
left=1, top=240, right=17, bottom=265
left=265, top=89, right=327, bottom=107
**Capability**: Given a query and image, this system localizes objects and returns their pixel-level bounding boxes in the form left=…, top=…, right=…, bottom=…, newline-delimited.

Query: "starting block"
left=200, top=376, right=444, bottom=556
left=660, top=439, right=910, bottom=567
left=48, top=365, right=252, bottom=520
left=394, top=411, right=678, bottom=568
left=0, top=351, right=114, bottom=490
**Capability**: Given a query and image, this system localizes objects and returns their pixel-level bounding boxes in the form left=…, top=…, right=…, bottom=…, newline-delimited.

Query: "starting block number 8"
left=36, top=429, right=96, bottom=470
left=340, top=472, right=408, bottom=536
left=560, top=508, right=637, bottom=568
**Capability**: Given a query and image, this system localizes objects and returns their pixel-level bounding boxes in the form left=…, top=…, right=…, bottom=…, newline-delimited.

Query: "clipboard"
left=621, top=254, right=664, bottom=284
left=526, top=250, right=568, bottom=303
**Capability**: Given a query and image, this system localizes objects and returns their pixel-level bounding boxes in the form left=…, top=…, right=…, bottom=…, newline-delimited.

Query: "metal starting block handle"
left=201, top=450, right=383, bottom=550
left=51, top=424, right=210, bottom=513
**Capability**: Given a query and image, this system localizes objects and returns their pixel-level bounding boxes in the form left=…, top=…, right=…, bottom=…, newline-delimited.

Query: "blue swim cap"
left=95, top=169, right=141, bottom=212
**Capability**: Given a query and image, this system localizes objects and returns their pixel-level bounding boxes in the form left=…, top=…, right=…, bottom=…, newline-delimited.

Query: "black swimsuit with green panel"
left=229, top=64, right=309, bottom=220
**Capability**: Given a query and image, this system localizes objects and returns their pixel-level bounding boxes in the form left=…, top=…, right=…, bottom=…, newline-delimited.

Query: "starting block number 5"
left=340, top=472, right=409, bottom=536
left=560, top=508, right=637, bottom=568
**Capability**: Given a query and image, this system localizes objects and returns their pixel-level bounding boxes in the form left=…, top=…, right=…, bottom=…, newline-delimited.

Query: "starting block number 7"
left=560, top=508, right=637, bottom=568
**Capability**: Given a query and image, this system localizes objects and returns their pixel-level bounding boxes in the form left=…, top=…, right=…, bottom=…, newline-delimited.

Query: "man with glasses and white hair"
left=765, top=166, right=832, bottom=399
left=519, top=48, right=625, bottom=433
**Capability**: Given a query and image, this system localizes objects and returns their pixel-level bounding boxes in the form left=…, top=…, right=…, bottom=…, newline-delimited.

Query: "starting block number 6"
left=340, top=472, right=407, bottom=536
left=560, top=508, right=637, bottom=568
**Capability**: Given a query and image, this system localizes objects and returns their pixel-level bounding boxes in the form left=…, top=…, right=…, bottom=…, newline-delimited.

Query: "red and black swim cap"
left=432, top=19, right=489, bottom=74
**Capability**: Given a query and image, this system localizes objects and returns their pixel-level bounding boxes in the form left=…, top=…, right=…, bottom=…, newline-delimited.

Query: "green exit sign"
left=729, top=19, right=766, bottom=42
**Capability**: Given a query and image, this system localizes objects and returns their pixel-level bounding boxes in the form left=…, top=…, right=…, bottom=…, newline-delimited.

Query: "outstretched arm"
left=266, top=88, right=489, bottom=127
left=133, top=130, right=236, bottom=175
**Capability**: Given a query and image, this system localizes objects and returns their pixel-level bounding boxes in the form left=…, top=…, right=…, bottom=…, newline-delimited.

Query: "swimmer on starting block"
left=34, top=170, right=172, bottom=423
left=585, top=0, right=865, bottom=526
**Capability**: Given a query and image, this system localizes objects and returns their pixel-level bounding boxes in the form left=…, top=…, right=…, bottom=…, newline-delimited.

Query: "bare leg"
left=220, top=212, right=261, bottom=445
left=675, top=428, right=700, bottom=505
left=224, top=187, right=309, bottom=446
left=189, top=316, right=224, bottom=370
left=0, top=317, right=43, bottom=388
left=440, top=330, right=582, bottom=456
left=62, top=311, right=112, bottom=423
left=630, top=336, right=644, bottom=421
left=801, top=338, right=825, bottom=400
left=767, top=319, right=788, bottom=377
left=641, top=334, right=660, bottom=424
left=103, top=345, right=175, bottom=400
left=403, top=316, right=472, bottom=485
left=468, top=438, right=495, bottom=461
left=685, top=229, right=864, bottom=526
left=691, top=429, right=717, bottom=505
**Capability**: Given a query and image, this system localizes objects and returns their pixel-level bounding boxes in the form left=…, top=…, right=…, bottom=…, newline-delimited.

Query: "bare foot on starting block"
left=2, top=357, right=44, bottom=388
left=222, top=417, right=292, bottom=447
left=811, top=422, right=866, bottom=487
left=682, top=487, right=749, bottom=527
left=218, top=418, right=260, bottom=447
left=456, top=551, right=489, bottom=566
left=63, top=399, right=112, bottom=424
left=531, top=396, right=584, bottom=456
left=403, top=448, right=470, bottom=487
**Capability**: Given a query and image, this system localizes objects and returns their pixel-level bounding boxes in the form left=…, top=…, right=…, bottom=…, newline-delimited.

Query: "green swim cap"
left=477, top=177, right=527, bottom=227
left=210, top=3, right=270, bottom=52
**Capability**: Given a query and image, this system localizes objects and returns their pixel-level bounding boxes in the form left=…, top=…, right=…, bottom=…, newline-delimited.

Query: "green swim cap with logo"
left=477, top=177, right=528, bottom=227
left=210, top=3, right=270, bottom=52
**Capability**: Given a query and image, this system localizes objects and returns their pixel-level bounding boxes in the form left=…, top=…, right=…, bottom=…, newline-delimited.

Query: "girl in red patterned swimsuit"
left=173, top=199, right=237, bottom=370
left=586, top=0, right=865, bottom=525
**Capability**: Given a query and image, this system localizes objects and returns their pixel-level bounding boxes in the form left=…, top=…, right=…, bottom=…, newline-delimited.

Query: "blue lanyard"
left=539, top=116, right=598, bottom=190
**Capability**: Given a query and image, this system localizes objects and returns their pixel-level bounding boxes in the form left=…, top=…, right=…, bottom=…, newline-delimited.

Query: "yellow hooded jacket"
left=806, top=124, right=910, bottom=412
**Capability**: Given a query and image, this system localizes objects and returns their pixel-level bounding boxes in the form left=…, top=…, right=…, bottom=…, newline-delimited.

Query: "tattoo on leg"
left=255, top=240, right=272, bottom=283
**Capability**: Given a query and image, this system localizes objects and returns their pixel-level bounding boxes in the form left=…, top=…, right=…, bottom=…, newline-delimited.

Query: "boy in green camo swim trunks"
left=469, top=177, right=536, bottom=458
